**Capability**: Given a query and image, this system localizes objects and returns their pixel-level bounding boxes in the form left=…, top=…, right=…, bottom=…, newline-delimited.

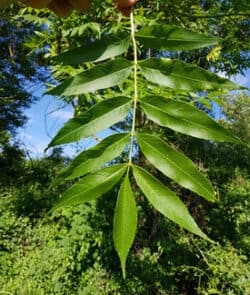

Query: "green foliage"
left=1, top=186, right=249, bottom=294
left=136, top=133, right=214, bottom=201
left=53, top=33, right=131, bottom=64
left=0, top=138, right=26, bottom=187
left=113, top=174, right=137, bottom=278
left=47, top=96, right=131, bottom=147
left=136, top=24, right=221, bottom=51
left=152, top=0, right=250, bottom=75
left=209, top=171, right=250, bottom=255
left=0, top=10, right=39, bottom=136
left=0, top=212, right=74, bottom=294
left=132, top=165, right=207, bottom=239
left=139, top=58, right=242, bottom=92
left=56, top=133, right=129, bottom=181
left=1, top=0, right=249, bottom=288
left=0, top=127, right=249, bottom=293
left=44, top=9, right=244, bottom=274
left=196, top=242, right=250, bottom=295
left=139, top=96, right=241, bottom=143
left=47, top=58, right=133, bottom=96
left=51, top=164, right=127, bottom=211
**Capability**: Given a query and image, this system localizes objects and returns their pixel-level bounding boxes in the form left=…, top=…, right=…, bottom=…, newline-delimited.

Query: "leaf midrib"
left=64, top=64, right=133, bottom=94
left=56, top=166, right=125, bottom=207
left=141, top=100, right=228, bottom=138
left=137, top=35, right=217, bottom=43
left=135, top=170, right=193, bottom=227
left=118, top=182, right=128, bottom=259
left=68, top=135, right=129, bottom=178
left=138, top=136, right=213, bottom=199
left=141, top=65, right=216, bottom=87
left=56, top=101, right=131, bottom=144
left=72, top=40, right=129, bottom=63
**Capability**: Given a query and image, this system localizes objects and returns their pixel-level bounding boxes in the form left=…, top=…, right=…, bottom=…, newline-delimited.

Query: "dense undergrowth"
left=0, top=128, right=249, bottom=294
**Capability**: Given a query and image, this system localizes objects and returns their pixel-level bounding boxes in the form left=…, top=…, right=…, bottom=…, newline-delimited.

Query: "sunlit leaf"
left=140, top=96, right=241, bottom=143
left=140, top=58, right=244, bottom=92
left=56, top=133, right=129, bottom=181
left=53, top=34, right=131, bottom=64
left=113, top=174, right=137, bottom=278
left=47, top=96, right=131, bottom=148
left=136, top=133, right=215, bottom=201
left=133, top=165, right=209, bottom=239
left=47, top=58, right=133, bottom=96
left=137, top=25, right=220, bottom=51
left=50, top=164, right=127, bottom=212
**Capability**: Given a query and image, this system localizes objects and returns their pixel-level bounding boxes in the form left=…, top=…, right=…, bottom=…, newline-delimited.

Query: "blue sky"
left=17, top=84, right=113, bottom=158
left=17, top=69, right=250, bottom=158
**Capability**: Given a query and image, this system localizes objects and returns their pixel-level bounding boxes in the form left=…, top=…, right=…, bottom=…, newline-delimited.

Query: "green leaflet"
left=140, top=96, right=241, bottom=143
left=140, top=58, right=243, bottom=92
left=47, top=58, right=133, bottom=96
left=136, top=133, right=215, bottom=202
left=47, top=96, right=131, bottom=148
left=62, top=22, right=101, bottom=38
left=50, top=164, right=127, bottom=212
left=53, top=34, right=131, bottom=64
left=132, top=165, right=209, bottom=239
left=56, top=133, right=129, bottom=181
left=137, top=25, right=220, bottom=51
left=113, top=174, right=137, bottom=278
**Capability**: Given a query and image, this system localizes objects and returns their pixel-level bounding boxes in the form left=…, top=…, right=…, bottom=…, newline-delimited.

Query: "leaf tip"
left=45, top=138, right=58, bottom=151
left=48, top=205, right=57, bottom=215
left=44, top=145, right=50, bottom=153
left=44, top=140, right=55, bottom=152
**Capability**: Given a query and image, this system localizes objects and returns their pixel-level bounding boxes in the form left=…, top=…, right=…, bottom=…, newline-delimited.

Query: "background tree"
left=0, top=5, right=51, bottom=190
left=0, top=5, right=49, bottom=137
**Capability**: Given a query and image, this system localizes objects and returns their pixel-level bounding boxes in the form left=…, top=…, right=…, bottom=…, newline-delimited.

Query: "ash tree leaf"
left=136, top=24, right=221, bottom=51
left=136, top=133, right=215, bottom=202
left=140, top=96, right=241, bottom=143
left=53, top=34, right=131, bottom=64
left=47, top=96, right=131, bottom=148
left=56, top=133, right=129, bottom=182
left=140, top=58, right=244, bottom=92
left=50, top=164, right=127, bottom=212
left=132, top=165, right=209, bottom=240
left=113, top=174, right=137, bottom=278
left=47, top=58, right=133, bottom=97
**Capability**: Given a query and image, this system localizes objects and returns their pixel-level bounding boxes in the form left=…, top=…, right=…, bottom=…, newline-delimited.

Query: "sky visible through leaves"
left=17, top=69, right=250, bottom=158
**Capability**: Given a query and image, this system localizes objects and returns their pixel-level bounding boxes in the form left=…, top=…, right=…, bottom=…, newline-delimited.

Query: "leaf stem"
left=128, top=9, right=138, bottom=167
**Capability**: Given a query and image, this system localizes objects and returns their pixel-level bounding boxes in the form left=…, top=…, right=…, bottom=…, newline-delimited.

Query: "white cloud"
left=217, top=71, right=249, bottom=87
left=217, top=71, right=227, bottom=79
left=17, top=131, right=47, bottom=157
left=18, top=131, right=33, bottom=141
left=232, top=74, right=249, bottom=86
left=29, top=143, right=46, bottom=156
left=51, top=109, right=73, bottom=120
